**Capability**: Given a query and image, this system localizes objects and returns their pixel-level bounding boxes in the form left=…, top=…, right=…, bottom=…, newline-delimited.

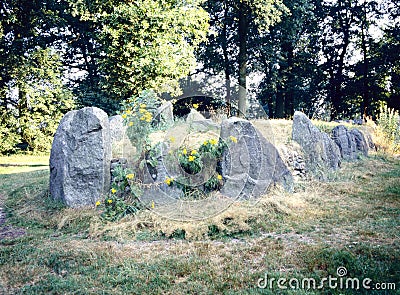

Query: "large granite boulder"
left=292, top=111, right=341, bottom=180
left=220, top=117, right=293, bottom=199
left=50, top=107, right=111, bottom=207
left=331, top=126, right=369, bottom=160
left=331, top=125, right=357, bottom=160
left=350, top=129, right=369, bottom=157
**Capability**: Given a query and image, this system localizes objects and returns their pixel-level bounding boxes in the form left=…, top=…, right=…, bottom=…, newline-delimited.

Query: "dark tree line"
left=0, top=0, right=399, bottom=153
left=197, top=0, right=400, bottom=119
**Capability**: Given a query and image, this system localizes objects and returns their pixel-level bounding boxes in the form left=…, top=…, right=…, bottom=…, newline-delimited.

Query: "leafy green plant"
left=97, top=163, right=142, bottom=222
left=99, top=196, right=142, bottom=222
left=120, top=90, right=160, bottom=159
left=204, top=174, right=223, bottom=192
left=165, top=137, right=231, bottom=198
left=178, top=147, right=202, bottom=175
left=376, top=102, right=400, bottom=153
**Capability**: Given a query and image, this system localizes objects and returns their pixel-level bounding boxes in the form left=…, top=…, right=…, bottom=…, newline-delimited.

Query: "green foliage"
left=376, top=103, right=400, bottom=153
left=204, top=175, right=221, bottom=192
left=0, top=48, right=74, bottom=154
left=0, top=112, right=21, bottom=154
left=100, top=196, right=141, bottom=222
left=69, top=0, right=209, bottom=100
left=98, top=163, right=142, bottom=222
left=121, top=90, right=160, bottom=158
left=178, top=147, right=203, bottom=175
left=166, top=138, right=229, bottom=198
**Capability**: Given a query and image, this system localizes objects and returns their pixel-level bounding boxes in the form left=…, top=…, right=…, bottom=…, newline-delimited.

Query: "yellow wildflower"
left=139, top=109, right=145, bottom=113
left=122, top=113, right=127, bottom=119
left=169, top=137, right=176, bottom=143
left=140, top=103, right=146, bottom=108
left=107, top=199, right=113, bottom=204
left=151, top=201, right=155, bottom=209
left=191, top=149, right=197, bottom=155
left=209, top=138, right=218, bottom=145
left=95, top=201, right=101, bottom=206
left=182, top=148, right=187, bottom=155
left=111, top=188, right=117, bottom=194
left=140, top=116, right=145, bottom=121
left=129, top=121, right=134, bottom=126
left=164, top=177, right=174, bottom=186
left=126, top=173, right=134, bottom=180
left=217, top=174, right=223, bottom=180
left=229, top=136, right=238, bottom=143
left=203, top=140, right=209, bottom=146
left=126, top=109, right=132, bottom=115
left=193, top=103, right=199, bottom=109
left=188, top=155, right=195, bottom=162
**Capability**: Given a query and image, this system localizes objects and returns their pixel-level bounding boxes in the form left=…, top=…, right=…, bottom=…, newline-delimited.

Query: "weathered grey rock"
left=109, top=115, right=125, bottom=143
left=220, top=117, right=293, bottom=199
left=363, top=131, right=375, bottom=150
left=50, top=107, right=111, bottom=207
left=190, top=119, right=220, bottom=133
left=292, top=111, right=341, bottom=180
left=186, top=109, right=206, bottom=123
left=139, top=143, right=183, bottom=204
left=331, top=125, right=357, bottom=160
left=154, top=101, right=174, bottom=125
left=278, top=145, right=307, bottom=179
left=350, top=128, right=369, bottom=157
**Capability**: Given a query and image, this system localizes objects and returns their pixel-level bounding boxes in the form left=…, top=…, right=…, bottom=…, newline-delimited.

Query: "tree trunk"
left=283, top=41, right=294, bottom=117
left=360, top=1, right=369, bottom=120
left=275, top=84, right=284, bottom=118
left=237, top=2, right=248, bottom=117
left=223, top=1, right=231, bottom=116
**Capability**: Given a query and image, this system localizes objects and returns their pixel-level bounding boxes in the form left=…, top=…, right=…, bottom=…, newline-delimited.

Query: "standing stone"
left=292, top=111, right=341, bottom=180
left=109, top=115, right=125, bottom=143
left=109, top=115, right=136, bottom=159
left=50, top=107, right=111, bottom=207
left=139, top=142, right=184, bottom=205
left=350, top=128, right=369, bottom=157
left=220, top=117, right=293, bottom=199
left=186, top=109, right=206, bottom=123
left=331, top=125, right=357, bottom=160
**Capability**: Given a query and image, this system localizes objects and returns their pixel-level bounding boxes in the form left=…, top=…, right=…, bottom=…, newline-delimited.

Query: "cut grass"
left=0, top=154, right=399, bottom=294
left=0, top=154, right=49, bottom=174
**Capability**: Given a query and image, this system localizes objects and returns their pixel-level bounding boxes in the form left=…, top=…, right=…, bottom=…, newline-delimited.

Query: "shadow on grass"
left=0, top=164, right=47, bottom=167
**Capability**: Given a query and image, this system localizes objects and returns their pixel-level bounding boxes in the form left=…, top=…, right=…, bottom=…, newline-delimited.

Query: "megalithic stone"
left=50, top=107, right=111, bottom=207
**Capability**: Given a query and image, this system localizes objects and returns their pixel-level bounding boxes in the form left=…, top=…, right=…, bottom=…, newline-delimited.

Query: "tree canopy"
left=0, top=0, right=399, bottom=154
left=197, top=0, right=400, bottom=119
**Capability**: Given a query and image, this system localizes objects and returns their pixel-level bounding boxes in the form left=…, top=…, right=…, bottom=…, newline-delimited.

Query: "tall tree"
left=68, top=0, right=210, bottom=102
left=0, top=0, right=74, bottom=153
left=198, top=0, right=287, bottom=116
left=253, top=0, right=323, bottom=118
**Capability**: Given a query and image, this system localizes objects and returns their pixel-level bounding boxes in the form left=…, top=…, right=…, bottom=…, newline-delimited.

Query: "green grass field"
left=0, top=154, right=399, bottom=294
left=0, top=154, right=49, bottom=174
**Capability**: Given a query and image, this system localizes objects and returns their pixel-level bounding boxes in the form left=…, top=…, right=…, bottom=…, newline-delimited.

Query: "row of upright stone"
left=292, top=111, right=370, bottom=180
left=49, top=107, right=372, bottom=208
